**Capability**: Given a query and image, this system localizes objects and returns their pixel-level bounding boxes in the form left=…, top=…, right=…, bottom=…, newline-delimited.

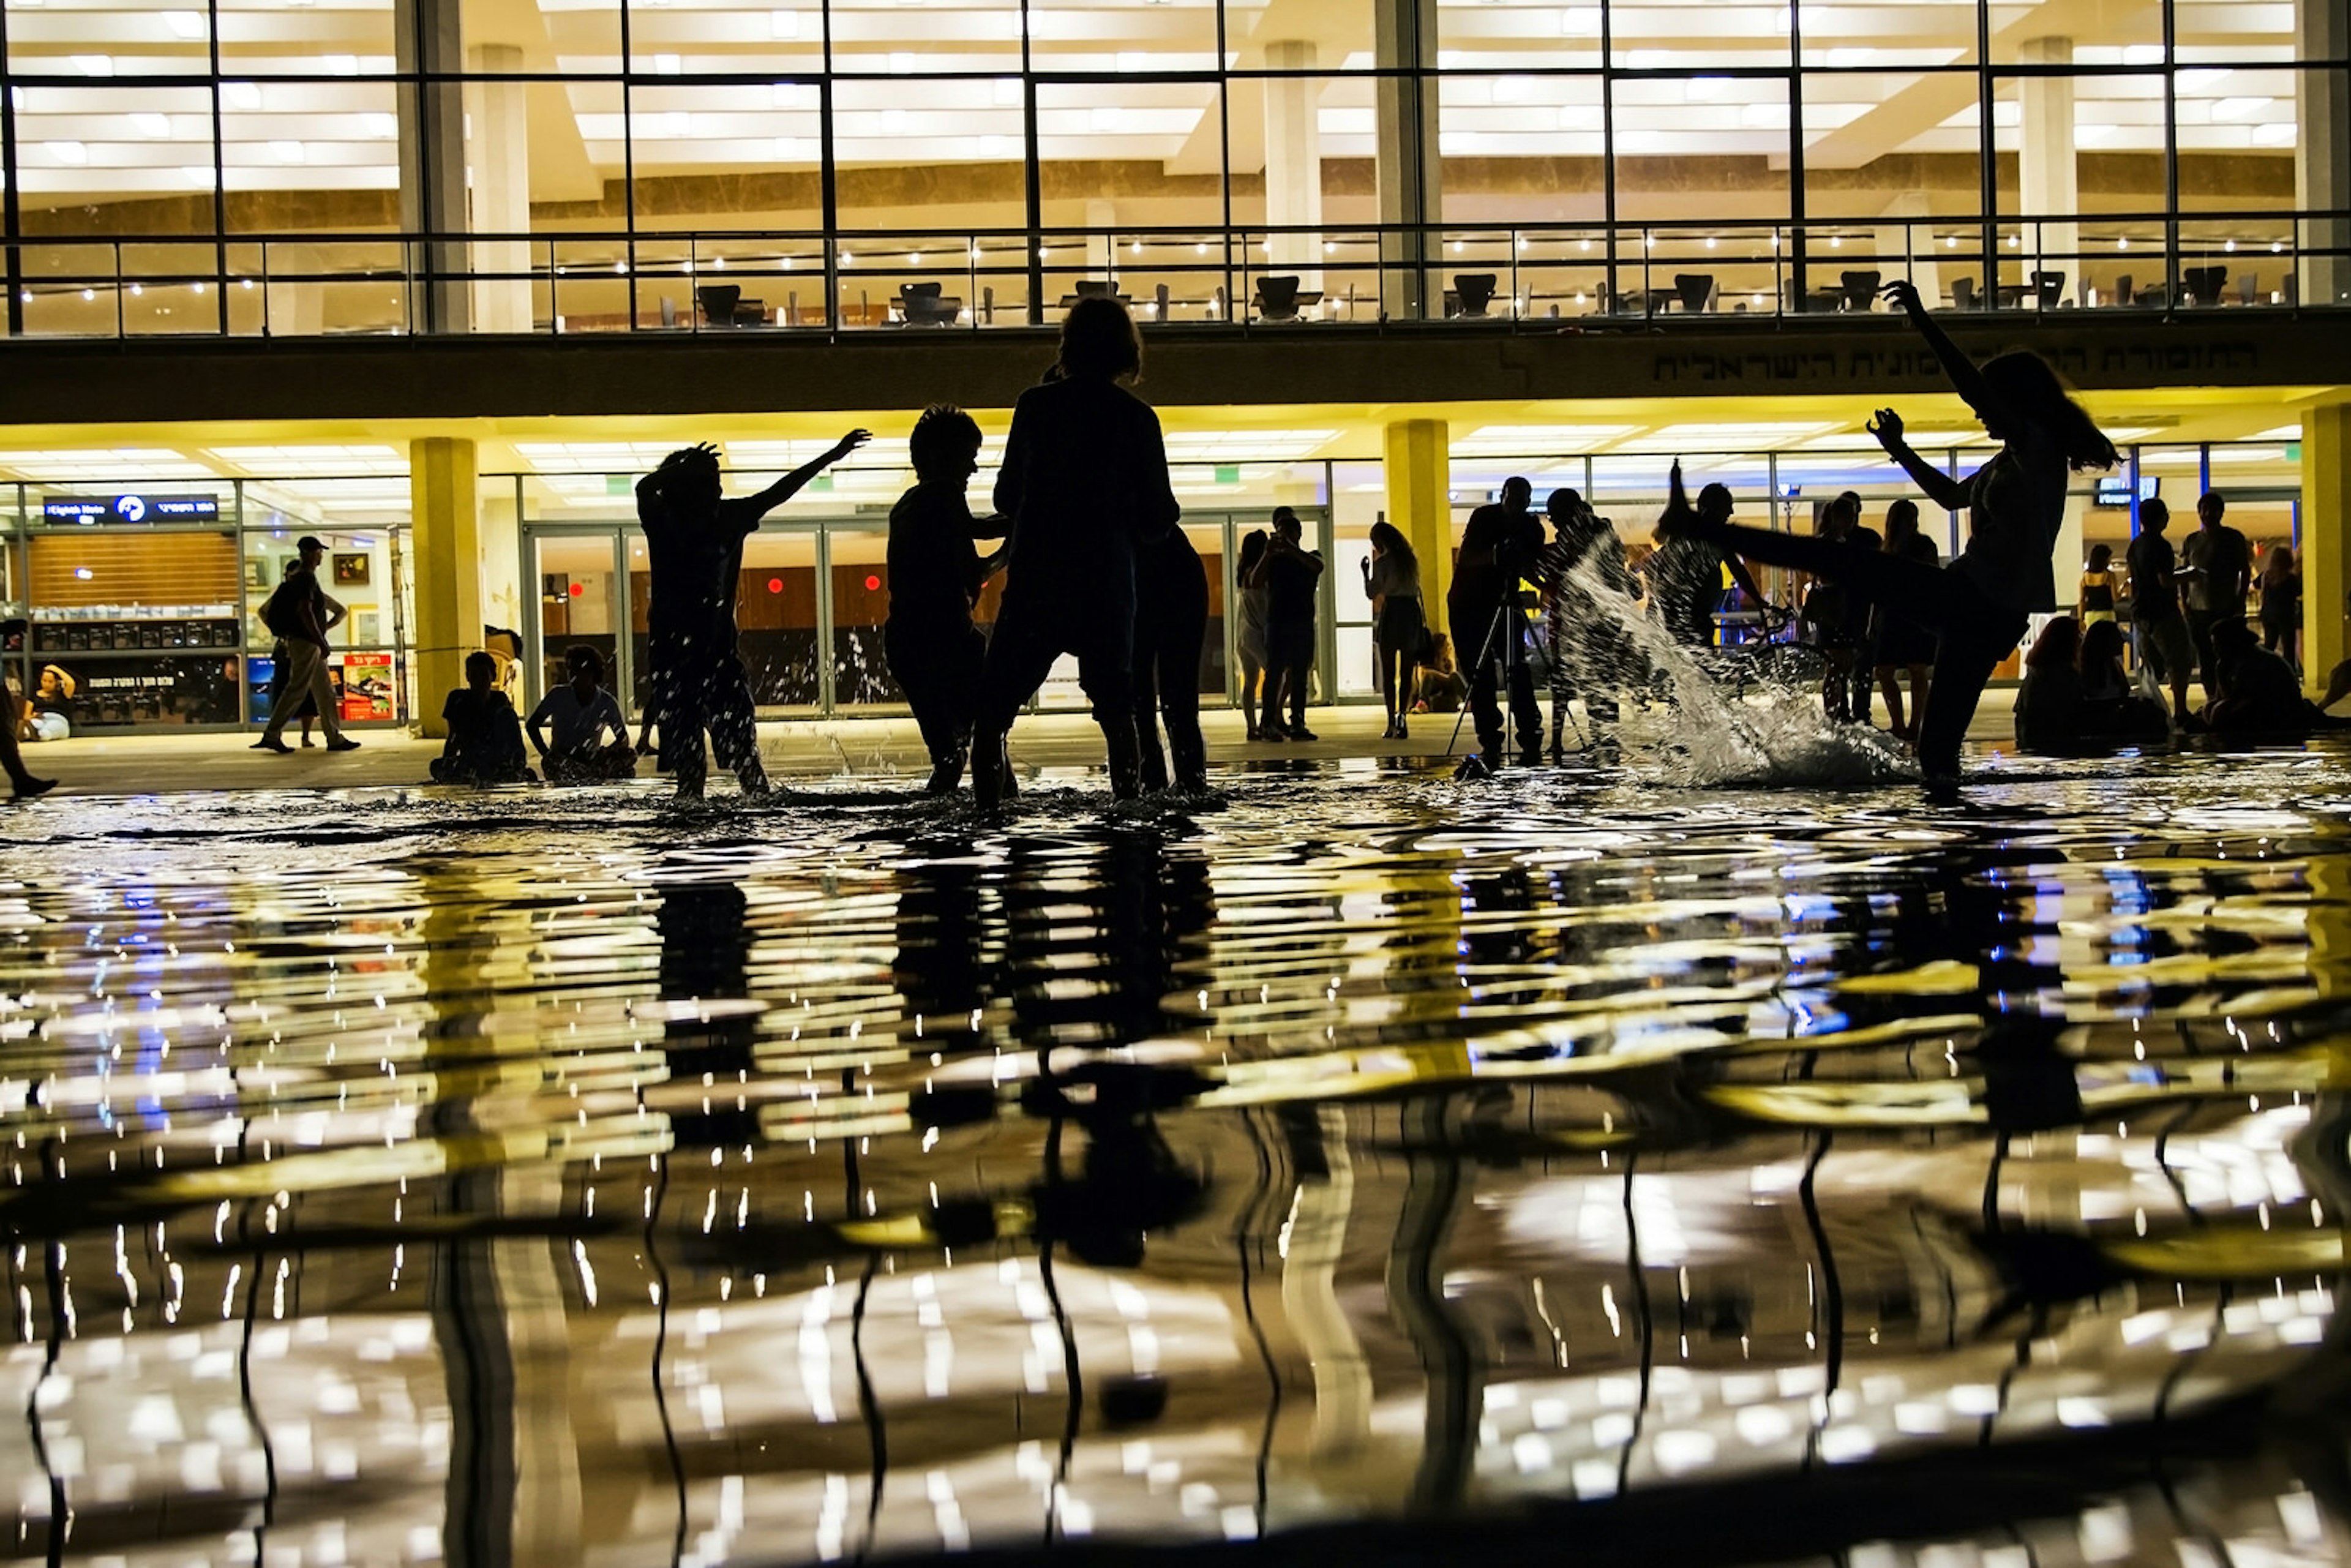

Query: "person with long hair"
left=1871, top=498, right=1938, bottom=746
left=2260, top=542, right=2302, bottom=669
left=1234, top=528, right=1270, bottom=739
left=2076, top=541, right=2119, bottom=628
left=1657, top=277, right=2117, bottom=797
left=1362, top=519, right=1422, bottom=740
left=969, top=296, right=1181, bottom=807
left=1133, top=524, right=1210, bottom=793
left=2012, top=615, right=2084, bottom=753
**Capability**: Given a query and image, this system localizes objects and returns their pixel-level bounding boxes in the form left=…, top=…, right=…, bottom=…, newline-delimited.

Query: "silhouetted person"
left=1133, top=525, right=1210, bottom=793
left=2181, top=489, right=2251, bottom=696
left=432, top=650, right=532, bottom=784
left=2011, top=616, right=2084, bottom=754
left=2075, top=541, right=2118, bottom=627
left=1362, top=520, right=1424, bottom=741
left=1252, top=506, right=1324, bottom=741
left=2205, top=617, right=2340, bottom=735
left=252, top=534, right=359, bottom=755
left=1656, top=278, right=2117, bottom=798
left=2077, top=619, right=2169, bottom=744
left=260, top=553, right=345, bottom=748
left=0, top=670, right=53, bottom=800
left=1872, top=499, right=1938, bottom=746
left=1648, top=481, right=1771, bottom=653
left=639, top=430, right=868, bottom=800
left=1450, top=476, right=1545, bottom=768
left=970, top=296, right=1181, bottom=808
left=2260, top=542, right=2302, bottom=668
left=885, top=405, right=1008, bottom=794
left=656, top=878, right=759, bottom=1150
left=528, top=643, right=635, bottom=781
left=1234, top=530, right=1270, bottom=740
left=1539, top=487, right=1632, bottom=756
left=1836, top=490, right=1881, bottom=725
left=2126, top=497, right=2193, bottom=725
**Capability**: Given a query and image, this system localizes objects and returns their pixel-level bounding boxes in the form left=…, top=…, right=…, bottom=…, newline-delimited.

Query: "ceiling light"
left=2075, top=123, right=2115, bottom=143
left=1561, top=7, right=1599, bottom=34
left=654, top=53, right=681, bottom=74
left=46, top=140, right=88, bottom=165
left=1092, top=106, right=1120, bottom=131
left=2177, top=68, right=2227, bottom=94
left=73, top=54, right=113, bottom=77
left=769, top=9, right=798, bottom=37
left=364, top=112, right=397, bottom=137
left=132, top=113, right=171, bottom=137
left=1685, top=77, right=1727, bottom=100
left=880, top=107, right=906, bottom=132
left=223, top=81, right=263, bottom=110
left=269, top=140, right=306, bottom=163
left=164, top=10, right=203, bottom=37
left=2254, top=123, right=2294, bottom=146
left=2121, top=44, right=2164, bottom=66
left=2211, top=97, right=2271, bottom=121
left=326, top=53, right=358, bottom=75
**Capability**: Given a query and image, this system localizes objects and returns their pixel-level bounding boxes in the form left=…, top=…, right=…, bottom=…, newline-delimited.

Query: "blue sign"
left=42, top=495, right=221, bottom=525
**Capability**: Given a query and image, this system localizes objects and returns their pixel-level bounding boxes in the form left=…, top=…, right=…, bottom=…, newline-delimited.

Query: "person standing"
left=1837, top=492, right=1882, bottom=726
left=2126, top=498, right=2194, bottom=726
left=639, top=429, right=868, bottom=800
left=883, top=405, right=1007, bottom=794
left=2076, top=542, right=2119, bottom=628
left=2259, top=543, right=2302, bottom=670
left=1449, top=476, right=1545, bottom=769
left=1362, top=520, right=1423, bottom=741
left=252, top=535, right=359, bottom=754
left=1253, top=506, right=1324, bottom=742
left=1133, top=525, right=1210, bottom=792
left=0, top=656, right=55, bottom=797
left=969, top=296, right=1182, bottom=808
left=1647, top=482, right=1771, bottom=651
left=1539, top=487, right=1633, bottom=757
left=1234, top=530, right=1271, bottom=740
left=2180, top=489, right=2251, bottom=698
left=1656, top=277, right=2117, bottom=798
left=1870, top=499, right=1939, bottom=746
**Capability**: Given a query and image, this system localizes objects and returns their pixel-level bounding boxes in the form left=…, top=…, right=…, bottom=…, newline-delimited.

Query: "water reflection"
left=6, top=754, right=2351, bottom=1567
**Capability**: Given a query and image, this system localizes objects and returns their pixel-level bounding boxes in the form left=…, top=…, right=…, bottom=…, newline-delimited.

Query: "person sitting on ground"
left=432, top=650, right=534, bottom=785
left=2203, top=618, right=2347, bottom=737
left=23, top=664, right=74, bottom=742
left=528, top=644, right=636, bottom=782
left=2076, top=618, right=2170, bottom=744
left=1414, top=632, right=1467, bottom=714
left=2012, top=616, right=2085, bottom=754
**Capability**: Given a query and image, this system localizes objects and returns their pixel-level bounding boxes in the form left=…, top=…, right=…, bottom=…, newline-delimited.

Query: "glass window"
left=828, top=0, right=1023, bottom=73
left=1440, top=1, right=1602, bottom=70
left=5, top=0, right=215, bottom=74
left=1796, top=0, right=1977, bottom=69
left=1611, top=75, right=1792, bottom=223
left=1610, top=1, right=1790, bottom=70
left=1437, top=75, right=1605, bottom=227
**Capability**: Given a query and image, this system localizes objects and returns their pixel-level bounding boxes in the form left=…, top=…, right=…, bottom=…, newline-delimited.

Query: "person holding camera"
left=1448, top=475, right=1546, bottom=770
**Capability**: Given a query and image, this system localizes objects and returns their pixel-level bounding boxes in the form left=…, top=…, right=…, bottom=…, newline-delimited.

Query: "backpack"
left=260, top=577, right=305, bottom=639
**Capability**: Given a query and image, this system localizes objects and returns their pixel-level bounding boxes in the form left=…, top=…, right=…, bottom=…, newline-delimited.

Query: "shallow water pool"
left=8, top=748, right=2351, bottom=1568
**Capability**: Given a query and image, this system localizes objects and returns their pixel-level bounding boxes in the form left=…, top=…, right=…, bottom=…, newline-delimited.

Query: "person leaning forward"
left=252, top=535, right=359, bottom=754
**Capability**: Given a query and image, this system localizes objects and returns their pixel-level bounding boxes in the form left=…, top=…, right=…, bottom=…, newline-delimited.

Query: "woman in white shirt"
left=1361, top=521, right=1423, bottom=740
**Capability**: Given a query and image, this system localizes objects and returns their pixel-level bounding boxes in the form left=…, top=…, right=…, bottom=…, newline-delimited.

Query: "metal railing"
left=7, top=211, right=2346, bottom=342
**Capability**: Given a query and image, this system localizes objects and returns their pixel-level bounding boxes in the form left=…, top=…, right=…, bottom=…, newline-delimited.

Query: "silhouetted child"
left=639, top=430, right=868, bottom=800
left=884, top=406, right=1007, bottom=793
left=432, top=650, right=533, bottom=784
left=529, top=644, right=636, bottom=782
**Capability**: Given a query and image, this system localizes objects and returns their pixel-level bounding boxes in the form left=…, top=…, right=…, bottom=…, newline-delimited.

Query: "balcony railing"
left=7, top=212, right=2346, bottom=342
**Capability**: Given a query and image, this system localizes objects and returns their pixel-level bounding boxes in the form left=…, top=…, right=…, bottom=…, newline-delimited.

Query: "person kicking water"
left=1655, top=277, right=2116, bottom=801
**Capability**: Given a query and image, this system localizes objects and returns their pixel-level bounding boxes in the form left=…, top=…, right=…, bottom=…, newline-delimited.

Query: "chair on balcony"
left=1949, top=276, right=1978, bottom=310
left=2182, top=265, right=2228, bottom=306
left=1451, top=273, right=1498, bottom=317
left=695, top=284, right=765, bottom=328
left=2238, top=272, right=2260, bottom=306
left=1074, top=279, right=1119, bottom=299
left=898, top=281, right=962, bottom=327
left=1672, top=273, right=1717, bottom=313
left=1838, top=269, right=1882, bottom=311
left=2111, top=273, right=2134, bottom=307
left=2029, top=269, right=2065, bottom=309
left=1254, top=275, right=1302, bottom=321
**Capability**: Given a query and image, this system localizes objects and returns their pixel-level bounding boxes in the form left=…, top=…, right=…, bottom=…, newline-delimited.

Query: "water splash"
left=1561, top=561, right=1917, bottom=789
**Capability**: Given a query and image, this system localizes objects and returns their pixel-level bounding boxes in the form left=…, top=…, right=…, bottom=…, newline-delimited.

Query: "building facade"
left=2, top=0, right=2347, bottom=732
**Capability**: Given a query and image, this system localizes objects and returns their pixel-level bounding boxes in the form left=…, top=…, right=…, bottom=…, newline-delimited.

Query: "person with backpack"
left=252, top=535, right=359, bottom=755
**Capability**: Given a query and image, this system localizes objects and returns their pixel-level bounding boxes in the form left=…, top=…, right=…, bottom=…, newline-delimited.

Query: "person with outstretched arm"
left=1655, top=277, right=2117, bottom=799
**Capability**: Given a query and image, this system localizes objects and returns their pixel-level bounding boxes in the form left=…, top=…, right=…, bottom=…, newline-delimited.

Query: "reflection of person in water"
left=884, top=405, right=1007, bottom=795
left=657, top=879, right=760, bottom=1150
left=639, top=429, right=869, bottom=800
left=970, top=298, right=1182, bottom=808
left=1658, top=279, right=2117, bottom=798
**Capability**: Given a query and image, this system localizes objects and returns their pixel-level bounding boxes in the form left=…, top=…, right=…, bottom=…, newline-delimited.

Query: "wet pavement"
left=6, top=739, right=2351, bottom=1568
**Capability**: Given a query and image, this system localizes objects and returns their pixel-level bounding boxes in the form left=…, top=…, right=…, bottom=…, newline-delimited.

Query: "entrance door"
left=524, top=527, right=634, bottom=716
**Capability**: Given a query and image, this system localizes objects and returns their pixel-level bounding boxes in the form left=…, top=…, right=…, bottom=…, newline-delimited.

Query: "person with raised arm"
left=638, top=429, right=869, bottom=801
left=1655, top=277, right=2116, bottom=798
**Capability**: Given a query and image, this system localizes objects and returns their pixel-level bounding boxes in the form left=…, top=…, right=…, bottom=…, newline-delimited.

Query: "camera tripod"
left=1444, top=586, right=1548, bottom=779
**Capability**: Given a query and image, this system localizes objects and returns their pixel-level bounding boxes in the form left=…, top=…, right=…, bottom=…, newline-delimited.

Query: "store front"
left=2, top=482, right=415, bottom=738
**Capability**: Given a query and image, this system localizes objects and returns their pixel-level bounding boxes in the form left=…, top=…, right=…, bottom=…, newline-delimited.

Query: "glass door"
left=524, top=527, right=629, bottom=716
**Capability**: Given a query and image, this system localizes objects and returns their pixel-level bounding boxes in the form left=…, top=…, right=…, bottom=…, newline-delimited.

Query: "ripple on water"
left=4, top=752, right=2351, bottom=1566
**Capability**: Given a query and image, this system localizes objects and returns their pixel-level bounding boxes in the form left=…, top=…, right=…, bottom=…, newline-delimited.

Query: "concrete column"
left=396, top=0, right=470, bottom=331
left=2304, top=400, right=2350, bottom=692
left=2298, top=0, right=2350, bottom=307
left=2017, top=38, right=2080, bottom=304
left=1383, top=418, right=1451, bottom=630
left=466, top=45, right=534, bottom=334
left=1374, top=0, right=1441, bottom=320
left=1263, top=40, right=1324, bottom=293
left=1279, top=1106, right=1370, bottom=1458
left=411, top=437, right=484, bottom=735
